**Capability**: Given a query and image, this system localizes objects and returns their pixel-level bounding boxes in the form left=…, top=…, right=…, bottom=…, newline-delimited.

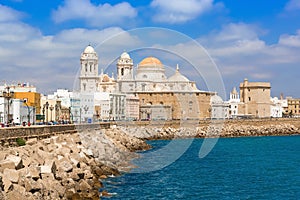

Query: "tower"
left=117, top=51, right=133, bottom=80
left=230, top=87, right=239, bottom=101
left=79, top=45, right=99, bottom=92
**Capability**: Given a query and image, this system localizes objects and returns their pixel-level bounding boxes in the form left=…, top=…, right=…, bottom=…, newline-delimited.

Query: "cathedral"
left=79, top=45, right=216, bottom=120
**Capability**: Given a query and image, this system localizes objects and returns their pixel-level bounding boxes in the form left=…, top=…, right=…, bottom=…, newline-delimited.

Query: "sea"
left=102, top=135, right=300, bottom=199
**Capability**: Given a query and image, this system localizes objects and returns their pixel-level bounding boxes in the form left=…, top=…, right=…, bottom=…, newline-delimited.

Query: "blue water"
left=102, top=136, right=300, bottom=199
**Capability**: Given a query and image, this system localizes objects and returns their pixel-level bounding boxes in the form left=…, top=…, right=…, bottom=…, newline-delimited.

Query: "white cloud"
left=150, top=0, right=216, bottom=23
left=0, top=4, right=24, bottom=22
left=52, top=0, right=137, bottom=27
left=0, top=5, right=140, bottom=93
left=284, top=0, right=300, bottom=11
left=278, top=30, right=300, bottom=47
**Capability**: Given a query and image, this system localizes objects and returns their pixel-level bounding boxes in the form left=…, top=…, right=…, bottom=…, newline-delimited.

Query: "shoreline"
left=0, top=118, right=299, bottom=199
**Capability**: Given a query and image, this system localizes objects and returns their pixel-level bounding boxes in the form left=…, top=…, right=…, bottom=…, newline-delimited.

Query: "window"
left=248, top=97, right=251, bottom=101
left=121, top=68, right=124, bottom=76
left=85, top=64, right=87, bottom=72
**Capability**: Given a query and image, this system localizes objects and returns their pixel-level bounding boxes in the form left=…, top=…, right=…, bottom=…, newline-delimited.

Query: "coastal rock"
left=2, top=176, right=12, bottom=193
left=24, top=178, right=42, bottom=193
left=57, top=158, right=73, bottom=173
left=3, top=168, right=19, bottom=183
left=26, top=138, right=37, bottom=146
left=0, top=160, right=15, bottom=172
left=5, top=155, right=23, bottom=170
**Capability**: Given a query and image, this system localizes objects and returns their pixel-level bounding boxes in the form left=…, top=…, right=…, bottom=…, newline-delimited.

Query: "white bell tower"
left=117, top=51, right=133, bottom=80
left=79, top=45, right=99, bottom=92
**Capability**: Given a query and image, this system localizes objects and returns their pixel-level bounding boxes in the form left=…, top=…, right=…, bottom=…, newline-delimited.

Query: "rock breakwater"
left=120, top=123, right=300, bottom=140
left=0, top=128, right=150, bottom=199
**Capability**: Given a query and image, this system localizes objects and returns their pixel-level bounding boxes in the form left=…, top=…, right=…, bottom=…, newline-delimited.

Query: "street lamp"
left=44, top=101, right=49, bottom=123
left=23, top=99, right=31, bottom=125
left=49, top=105, right=54, bottom=122
left=83, top=105, right=88, bottom=123
left=55, top=103, right=61, bottom=121
left=2, top=86, right=14, bottom=125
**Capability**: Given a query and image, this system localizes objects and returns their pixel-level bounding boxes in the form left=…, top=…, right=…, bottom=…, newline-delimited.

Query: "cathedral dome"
left=168, top=66, right=189, bottom=82
left=211, top=95, right=223, bottom=104
left=83, top=45, right=95, bottom=54
left=139, top=57, right=163, bottom=69
left=120, top=51, right=130, bottom=59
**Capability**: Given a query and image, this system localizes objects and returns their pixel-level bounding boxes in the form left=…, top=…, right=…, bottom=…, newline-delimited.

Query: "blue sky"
left=0, top=0, right=300, bottom=98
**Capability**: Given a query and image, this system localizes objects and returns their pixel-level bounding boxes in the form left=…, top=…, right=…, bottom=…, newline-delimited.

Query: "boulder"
left=4, top=155, right=23, bottom=170
left=54, top=183, right=66, bottom=198
left=57, top=159, right=73, bottom=172
left=39, top=165, right=52, bottom=174
left=26, top=138, right=37, bottom=146
left=6, top=190, right=24, bottom=200
left=2, top=176, right=12, bottom=192
left=12, top=183, right=26, bottom=195
left=78, top=179, right=92, bottom=192
left=0, top=152, right=8, bottom=161
left=3, top=168, right=19, bottom=183
left=39, top=160, right=56, bottom=175
left=0, top=160, right=15, bottom=172
left=24, top=178, right=42, bottom=193
left=26, top=166, right=40, bottom=180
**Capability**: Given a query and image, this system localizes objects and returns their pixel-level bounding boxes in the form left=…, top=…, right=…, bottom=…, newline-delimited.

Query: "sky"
left=0, top=0, right=300, bottom=99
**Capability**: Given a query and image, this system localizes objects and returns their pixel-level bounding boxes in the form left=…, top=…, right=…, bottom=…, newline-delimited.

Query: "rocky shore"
left=0, top=128, right=150, bottom=199
left=119, top=122, right=300, bottom=140
left=0, top=121, right=299, bottom=199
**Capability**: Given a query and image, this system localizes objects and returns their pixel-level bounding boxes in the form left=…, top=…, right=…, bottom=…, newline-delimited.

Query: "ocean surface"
left=102, top=135, right=300, bottom=199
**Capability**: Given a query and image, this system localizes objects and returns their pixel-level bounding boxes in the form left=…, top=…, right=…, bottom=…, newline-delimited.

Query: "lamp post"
left=23, top=99, right=30, bottom=125
left=55, top=103, right=61, bottom=122
left=49, top=105, right=54, bottom=122
left=83, top=105, right=88, bottom=123
left=79, top=108, right=82, bottom=124
left=2, top=86, right=14, bottom=126
left=45, top=102, right=49, bottom=123
left=69, top=107, right=73, bottom=124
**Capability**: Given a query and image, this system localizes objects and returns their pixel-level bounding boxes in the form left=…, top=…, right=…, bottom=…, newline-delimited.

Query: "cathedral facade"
left=79, top=45, right=216, bottom=120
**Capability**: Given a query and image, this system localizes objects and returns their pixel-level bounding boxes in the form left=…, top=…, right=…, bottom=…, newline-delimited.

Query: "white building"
left=0, top=83, right=36, bottom=93
left=125, top=94, right=139, bottom=120
left=12, top=99, right=35, bottom=125
left=79, top=93, right=94, bottom=123
left=94, top=92, right=126, bottom=121
left=0, top=97, right=35, bottom=125
left=270, top=97, right=284, bottom=118
left=211, top=95, right=229, bottom=119
left=70, top=92, right=81, bottom=123
left=226, top=87, right=240, bottom=118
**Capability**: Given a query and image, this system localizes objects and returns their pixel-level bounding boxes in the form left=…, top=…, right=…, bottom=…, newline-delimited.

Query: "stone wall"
left=0, top=123, right=111, bottom=142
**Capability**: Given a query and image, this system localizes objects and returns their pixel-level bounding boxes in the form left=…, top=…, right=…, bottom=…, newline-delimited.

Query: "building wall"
left=125, top=95, right=139, bottom=120
left=14, top=92, right=41, bottom=114
left=287, top=98, right=300, bottom=117
left=239, top=79, right=271, bottom=118
left=137, top=91, right=212, bottom=120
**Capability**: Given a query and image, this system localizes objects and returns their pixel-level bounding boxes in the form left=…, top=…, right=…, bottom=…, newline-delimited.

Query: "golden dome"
left=139, top=57, right=163, bottom=68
